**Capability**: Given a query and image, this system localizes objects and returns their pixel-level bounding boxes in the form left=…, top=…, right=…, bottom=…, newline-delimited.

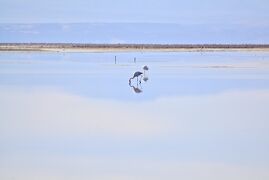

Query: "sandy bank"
left=1, top=43, right=269, bottom=52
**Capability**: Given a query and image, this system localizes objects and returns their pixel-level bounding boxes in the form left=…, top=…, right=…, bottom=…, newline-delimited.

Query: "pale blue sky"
left=1, top=0, right=269, bottom=24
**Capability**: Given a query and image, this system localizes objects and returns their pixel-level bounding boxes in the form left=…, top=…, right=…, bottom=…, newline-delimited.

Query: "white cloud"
left=109, top=38, right=126, bottom=44
left=1, top=88, right=269, bottom=179
left=1, top=88, right=269, bottom=138
left=1, top=154, right=269, bottom=180
left=0, top=88, right=168, bottom=138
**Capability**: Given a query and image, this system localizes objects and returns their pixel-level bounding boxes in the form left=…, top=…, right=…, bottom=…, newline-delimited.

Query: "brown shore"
left=1, top=43, right=269, bottom=52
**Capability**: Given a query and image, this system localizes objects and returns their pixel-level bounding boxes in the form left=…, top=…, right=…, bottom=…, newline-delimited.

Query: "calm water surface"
left=1, top=51, right=269, bottom=179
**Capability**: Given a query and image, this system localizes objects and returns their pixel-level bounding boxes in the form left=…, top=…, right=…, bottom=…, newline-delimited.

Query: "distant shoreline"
left=1, top=43, right=269, bottom=52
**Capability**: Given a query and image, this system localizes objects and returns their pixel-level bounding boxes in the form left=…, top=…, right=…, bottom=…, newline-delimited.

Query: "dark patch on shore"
left=1, top=43, right=269, bottom=52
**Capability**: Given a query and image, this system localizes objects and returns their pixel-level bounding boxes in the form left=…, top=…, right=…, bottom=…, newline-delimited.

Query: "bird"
left=129, top=71, right=143, bottom=84
left=143, top=65, right=149, bottom=71
left=143, top=65, right=149, bottom=76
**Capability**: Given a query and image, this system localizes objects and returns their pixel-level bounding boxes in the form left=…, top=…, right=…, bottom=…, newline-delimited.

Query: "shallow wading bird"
left=143, top=65, right=149, bottom=72
left=129, top=71, right=143, bottom=84
left=142, top=65, right=149, bottom=81
left=143, top=65, right=149, bottom=76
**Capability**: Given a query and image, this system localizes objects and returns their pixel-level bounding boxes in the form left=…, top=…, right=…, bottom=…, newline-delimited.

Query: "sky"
left=1, top=0, right=269, bottom=43
left=0, top=0, right=269, bottom=25
left=1, top=1, right=269, bottom=178
left=0, top=0, right=269, bottom=44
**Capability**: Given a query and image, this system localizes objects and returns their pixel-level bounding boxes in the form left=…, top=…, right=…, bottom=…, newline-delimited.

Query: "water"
left=1, top=51, right=269, bottom=179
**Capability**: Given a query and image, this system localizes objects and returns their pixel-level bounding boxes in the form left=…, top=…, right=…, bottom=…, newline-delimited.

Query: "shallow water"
left=1, top=51, right=269, bottom=179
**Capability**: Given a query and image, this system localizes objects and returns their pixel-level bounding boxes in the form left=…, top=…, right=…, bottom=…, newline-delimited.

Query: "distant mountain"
left=0, top=23, right=269, bottom=44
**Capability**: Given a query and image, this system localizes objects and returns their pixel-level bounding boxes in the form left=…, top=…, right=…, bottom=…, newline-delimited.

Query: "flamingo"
left=129, top=71, right=143, bottom=84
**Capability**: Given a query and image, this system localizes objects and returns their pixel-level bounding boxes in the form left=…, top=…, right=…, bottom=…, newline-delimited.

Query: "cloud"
left=109, top=38, right=126, bottom=44
left=1, top=88, right=269, bottom=139
left=0, top=88, right=168, bottom=138
left=61, top=24, right=70, bottom=31
left=1, top=88, right=269, bottom=179
left=1, top=154, right=269, bottom=180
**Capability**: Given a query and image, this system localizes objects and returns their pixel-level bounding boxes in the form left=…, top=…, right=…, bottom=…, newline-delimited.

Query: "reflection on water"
left=143, top=76, right=149, bottom=82
left=128, top=67, right=149, bottom=94
left=0, top=51, right=269, bottom=179
left=129, top=81, right=143, bottom=93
